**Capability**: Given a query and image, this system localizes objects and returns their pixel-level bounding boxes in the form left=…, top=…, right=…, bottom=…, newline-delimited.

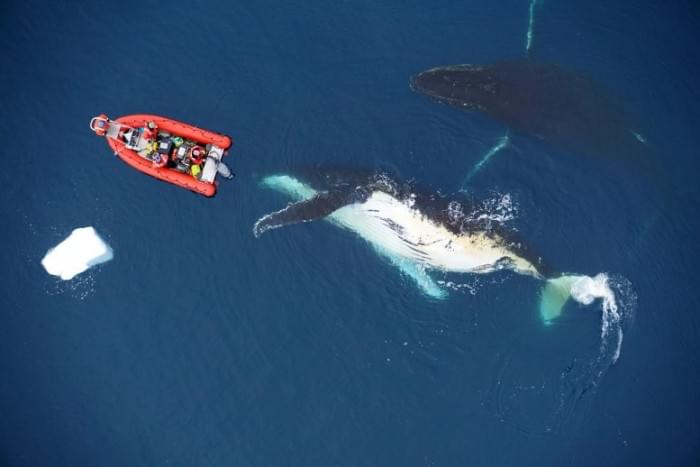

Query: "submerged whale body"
left=253, top=167, right=604, bottom=321
left=410, top=60, right=648, bottom=161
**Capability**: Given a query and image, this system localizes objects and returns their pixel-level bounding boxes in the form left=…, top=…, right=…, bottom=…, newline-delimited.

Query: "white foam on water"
left=41, top=227, right=113, bottom=280
left=464, top=192, right=518, bottom=226
left=570, top=274, right=620, bottom=362
left=437, top=278, right=482, bottom=296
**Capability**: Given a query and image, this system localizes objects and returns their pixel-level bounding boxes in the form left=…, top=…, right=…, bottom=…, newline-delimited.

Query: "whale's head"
left=410, top=64, right=497, bottom=111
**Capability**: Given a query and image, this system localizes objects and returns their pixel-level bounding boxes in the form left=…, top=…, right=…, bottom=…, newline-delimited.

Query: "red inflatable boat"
left=90, top=114, right=234, bottom=197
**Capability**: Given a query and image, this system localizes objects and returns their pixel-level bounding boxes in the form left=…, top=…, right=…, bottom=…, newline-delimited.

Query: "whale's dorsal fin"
left=253, top=189, right=366, bottom=237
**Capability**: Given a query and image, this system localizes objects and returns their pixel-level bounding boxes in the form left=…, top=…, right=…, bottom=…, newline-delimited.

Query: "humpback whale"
left=253, top=167, right=604, bottom=321
left=410, top=60, right=649, bottom=162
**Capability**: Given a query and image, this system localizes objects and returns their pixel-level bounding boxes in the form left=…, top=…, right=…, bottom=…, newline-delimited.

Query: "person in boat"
left=141, top=121, right=158, bottom=150
left=145, top=140, right=158, bottom=157
left=189, top=146, right=205, bottom=179
left=189, top=146, right=205, bottom=164
left=142, top=121, right=158, bottom=141
left=131, top=122, right=159, bottom=159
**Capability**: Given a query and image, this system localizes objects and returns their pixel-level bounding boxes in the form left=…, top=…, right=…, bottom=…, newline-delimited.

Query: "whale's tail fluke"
left=540, top=274, right=623, bottom=324
left=539, top=275, right=581, bottom=323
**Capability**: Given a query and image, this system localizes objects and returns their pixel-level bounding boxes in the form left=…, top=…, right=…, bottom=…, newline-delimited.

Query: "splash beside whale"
left=410, top=60, right=649, bottom=162
left=253, top=167, right=618, bottom=322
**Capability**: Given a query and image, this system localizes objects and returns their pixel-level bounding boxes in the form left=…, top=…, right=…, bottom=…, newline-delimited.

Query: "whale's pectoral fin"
left=253, top=190, right=353, bottom=237
left=367, top=247, right=447, bottom=300
left=388, top=254, right=447, bottom=300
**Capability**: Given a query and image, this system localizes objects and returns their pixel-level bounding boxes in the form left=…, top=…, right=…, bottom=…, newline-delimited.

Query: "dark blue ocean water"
left=2, top=1, right=700, bottom=465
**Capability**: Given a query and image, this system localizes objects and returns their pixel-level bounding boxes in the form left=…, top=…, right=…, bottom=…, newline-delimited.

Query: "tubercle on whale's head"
left=409, top=64, right=491, bottom=111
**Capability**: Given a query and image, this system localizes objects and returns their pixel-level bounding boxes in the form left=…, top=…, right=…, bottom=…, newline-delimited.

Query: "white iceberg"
left=41, top=227, right=113, bottom=280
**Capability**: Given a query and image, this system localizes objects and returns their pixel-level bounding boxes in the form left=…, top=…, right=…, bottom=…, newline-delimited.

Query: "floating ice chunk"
left=41, top=227, right=113, bottom=280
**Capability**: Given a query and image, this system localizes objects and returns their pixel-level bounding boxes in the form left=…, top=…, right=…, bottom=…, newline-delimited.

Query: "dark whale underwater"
left=410, top=59, right=649, bottom=162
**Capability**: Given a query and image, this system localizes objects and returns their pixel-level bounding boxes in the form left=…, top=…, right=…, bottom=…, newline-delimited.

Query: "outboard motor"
left=217, top=161, right=235, bottom=180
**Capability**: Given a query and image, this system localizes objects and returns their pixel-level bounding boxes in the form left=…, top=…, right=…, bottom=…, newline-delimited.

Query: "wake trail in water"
left=485, top=273, right=636, bottom=435
left=569, top=274, right=635, bottom=364
left=543, top=273, right=636, bottom=362
left=551, top=274, right=636, bottom=431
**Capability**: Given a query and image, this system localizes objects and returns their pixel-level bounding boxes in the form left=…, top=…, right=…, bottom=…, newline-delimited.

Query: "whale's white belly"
left=331, top=191, right=538, bottom=277
left=259, top=175, right=540, bottom=279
